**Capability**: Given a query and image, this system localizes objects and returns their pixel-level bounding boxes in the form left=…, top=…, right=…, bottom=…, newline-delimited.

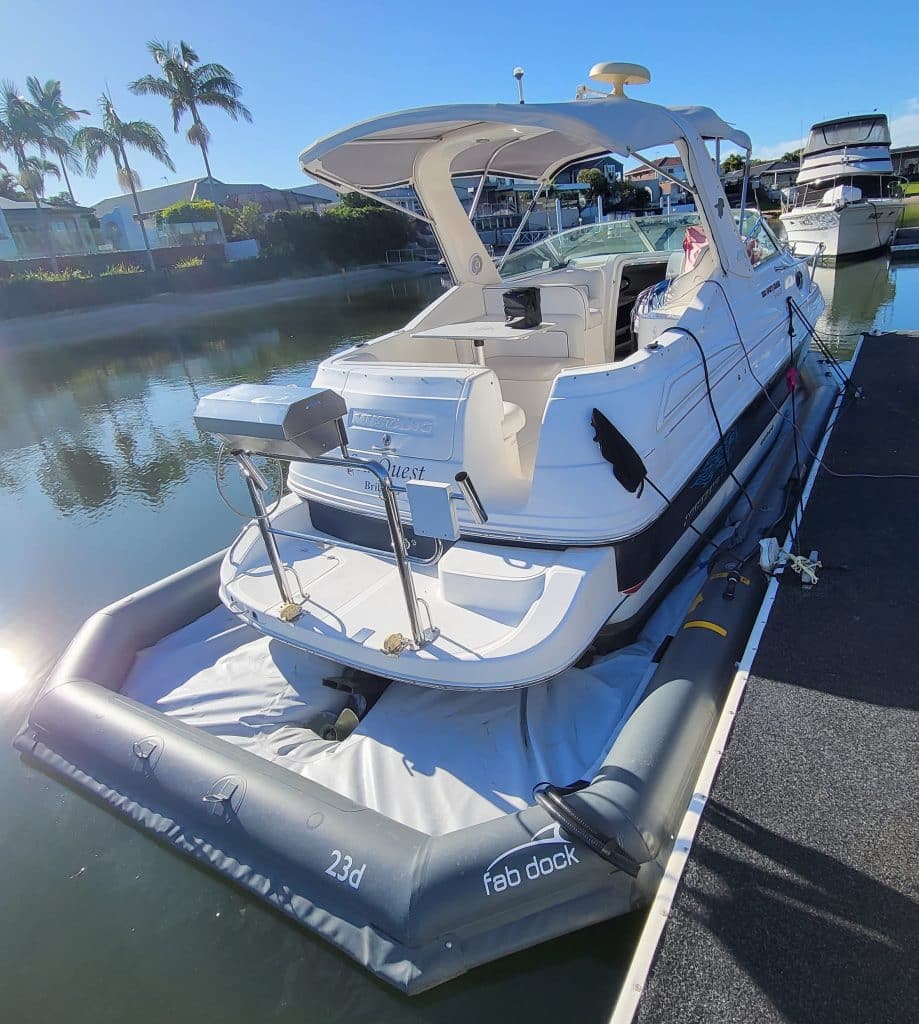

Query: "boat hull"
left=781, top=199, right=904, bottom=260
left=219, top=345, right=805, bottom=688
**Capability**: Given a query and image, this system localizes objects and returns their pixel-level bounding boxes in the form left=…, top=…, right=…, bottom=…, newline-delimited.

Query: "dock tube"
left=14, top=362, right=838, bottom=995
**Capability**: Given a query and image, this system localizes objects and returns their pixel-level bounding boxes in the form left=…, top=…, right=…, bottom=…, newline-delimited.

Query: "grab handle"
left=454, top=472, right=488, bottom=524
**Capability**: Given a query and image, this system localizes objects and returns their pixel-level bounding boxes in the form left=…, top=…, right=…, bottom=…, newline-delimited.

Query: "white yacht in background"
left=781, top=113, right=904, bottom=260
left=201, top=62, right=824, bottom=690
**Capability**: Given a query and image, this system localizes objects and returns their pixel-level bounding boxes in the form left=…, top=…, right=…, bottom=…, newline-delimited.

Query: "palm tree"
left=0, top=157, right=25, bottom=200
left=0, top=80, right=61, bottom=269
left=130, top=40, right=252, bottom=241
left=74, top=94, right=175, bottom=272
left=26, top=78, right=88, bottom=205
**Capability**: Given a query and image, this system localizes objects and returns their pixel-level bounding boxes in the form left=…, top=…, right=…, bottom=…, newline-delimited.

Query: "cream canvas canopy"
left=299, top=98, right=752, bottom=190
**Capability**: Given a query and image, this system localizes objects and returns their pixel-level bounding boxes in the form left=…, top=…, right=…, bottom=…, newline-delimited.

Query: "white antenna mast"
left=513, top=67, right=525, bottom=105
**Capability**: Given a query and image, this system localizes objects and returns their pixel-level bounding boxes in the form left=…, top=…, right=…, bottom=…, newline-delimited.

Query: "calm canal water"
left=1, top=259, right=916, bottom=1023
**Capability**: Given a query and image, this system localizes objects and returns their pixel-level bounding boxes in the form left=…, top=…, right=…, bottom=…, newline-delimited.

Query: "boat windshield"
left=500, top=213, right=702, bottom=277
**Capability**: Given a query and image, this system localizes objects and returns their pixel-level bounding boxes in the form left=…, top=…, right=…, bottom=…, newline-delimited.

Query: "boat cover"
left=299, top=99, right=752, bottom=189
left=122, top=564, right=707, bottom=836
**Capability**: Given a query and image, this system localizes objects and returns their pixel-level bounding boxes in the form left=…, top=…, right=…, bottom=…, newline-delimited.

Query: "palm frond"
left=73, top=124, right=116, bottom=177
left=195, top=91, right=252, bottom=122
left=129, top=74, right=177, bottom=101
left=193, top=72, right=244, bottom=98
left=193, top=63, right=235, bottom=86
left=120, top=119, right=176, bottom=171
left=146, top=39, right=171, bottom=65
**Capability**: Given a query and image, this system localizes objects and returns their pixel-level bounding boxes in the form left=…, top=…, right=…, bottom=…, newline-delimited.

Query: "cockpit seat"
left=665, top=249, right=684, bottom=279
left=501, top=401, right=526, bottom=440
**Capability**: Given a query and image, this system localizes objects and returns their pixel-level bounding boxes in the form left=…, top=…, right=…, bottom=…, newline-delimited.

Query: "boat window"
left=815, top=117, right=889, bottom=149
left=738, top=212, right=779, bottom=266
left=499, top=213, right=702, bottom=278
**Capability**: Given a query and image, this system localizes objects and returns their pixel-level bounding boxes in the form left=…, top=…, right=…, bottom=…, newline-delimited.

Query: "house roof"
left=92, top=178, right=217, bottom=218
left=753, top=159, right=800, bottom=173
left=288, top=183, right=338, bottom=203
left=93, top=178, right=338, bottom=217
left=0, top=196, right=92, bottom=213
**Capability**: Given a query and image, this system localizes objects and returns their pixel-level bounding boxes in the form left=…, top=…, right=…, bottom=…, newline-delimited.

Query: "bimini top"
left=798, top=113, right=894, bottom=185
left=299, top=99, right=752, bottom=190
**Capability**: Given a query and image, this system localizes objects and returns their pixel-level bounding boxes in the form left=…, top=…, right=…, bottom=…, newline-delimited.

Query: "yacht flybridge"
left=781, top=113, right=905, bottom=260
left=210, top=63, right=823, bottom=689
left=17, top=63, right=843, bottom=993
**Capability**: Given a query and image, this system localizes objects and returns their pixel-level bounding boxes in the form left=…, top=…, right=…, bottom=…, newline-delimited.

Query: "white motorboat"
left=206, top=62, right=824, bottom=690
left=18, top=62, right=842, bottom=994
left=781, top=114, right=905, bottom=261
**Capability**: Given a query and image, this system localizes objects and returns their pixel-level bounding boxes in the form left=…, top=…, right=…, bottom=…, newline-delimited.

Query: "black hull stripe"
left=613, top=361, right=791, bottom=591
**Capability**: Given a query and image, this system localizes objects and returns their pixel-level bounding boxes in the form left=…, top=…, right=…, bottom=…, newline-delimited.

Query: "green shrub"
left=225, top=201, right=265, bottom=241
left=159, top=199, right=221, bottom=224
left=101, top=262, right=143, bottom=276
left=12, top=267, right=90, bottom=282
left=260, top=202, right=412, bottom=267
left=174, top=256, right=204, bottom=269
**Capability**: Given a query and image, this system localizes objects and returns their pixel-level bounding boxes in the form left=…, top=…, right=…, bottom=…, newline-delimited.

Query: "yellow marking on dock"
left=689, top=593, right=703, bottom=612
left=683, top=619, right=728, bottom=637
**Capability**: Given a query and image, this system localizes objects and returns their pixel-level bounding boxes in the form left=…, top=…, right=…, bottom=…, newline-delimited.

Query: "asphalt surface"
left=634, top=333, right=919, bottom=1024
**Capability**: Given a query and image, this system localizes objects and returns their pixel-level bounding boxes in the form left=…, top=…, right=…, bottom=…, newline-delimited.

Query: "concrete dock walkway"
left=627, top=333, right=919, bottom=1023
left=0, top=262, right=441, bottom=351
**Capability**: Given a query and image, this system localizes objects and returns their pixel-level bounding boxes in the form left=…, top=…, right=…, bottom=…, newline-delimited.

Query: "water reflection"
left=0, top=275, right=444, bottom=520
left=813, top=256, right=897, bottom=356
left=0, top=274, right=447, bottom=685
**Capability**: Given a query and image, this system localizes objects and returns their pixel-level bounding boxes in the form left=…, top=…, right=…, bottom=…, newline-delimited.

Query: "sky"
left=4, top=0, right=918, bottom=207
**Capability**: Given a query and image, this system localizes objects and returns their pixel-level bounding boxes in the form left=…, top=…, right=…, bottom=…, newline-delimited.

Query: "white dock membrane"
left=123, top=564, right=705, bottom=836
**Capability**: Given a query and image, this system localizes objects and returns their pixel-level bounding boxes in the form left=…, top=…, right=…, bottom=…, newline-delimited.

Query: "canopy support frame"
left=305, top=170, right=435, bottom=225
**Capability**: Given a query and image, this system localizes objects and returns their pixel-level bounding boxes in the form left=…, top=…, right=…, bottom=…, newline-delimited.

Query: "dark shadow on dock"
left=635, top=335, right=919, bottom=1024
left=683, top=801, right=918, bottom=1024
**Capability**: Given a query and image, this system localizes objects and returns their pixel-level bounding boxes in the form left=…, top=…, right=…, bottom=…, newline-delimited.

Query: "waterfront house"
left=92, top=177, right=338, bottom=251
left=625, top=156, right=690, bottom=209
left=0, top=197, right=100, bottom=260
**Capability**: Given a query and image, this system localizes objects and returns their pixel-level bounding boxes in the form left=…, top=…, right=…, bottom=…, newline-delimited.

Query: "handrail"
left=231, top=446, right=488, bottom=651
left=787, top=238, right=826, bottom=280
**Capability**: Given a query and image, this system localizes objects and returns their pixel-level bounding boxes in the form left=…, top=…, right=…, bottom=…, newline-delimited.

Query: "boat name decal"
left=761, top=280, right=781, bottom=298
left=351, top=410, right=436, bottom=436
left=482, top=823, right=579, bottom=896
left=363, top=458, right=427, bottom=491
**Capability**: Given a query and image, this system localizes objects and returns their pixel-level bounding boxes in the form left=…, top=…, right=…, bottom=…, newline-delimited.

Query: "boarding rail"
left=787, top=238, right=826, bottom=280
left=231, top=447, right=487, bottom=651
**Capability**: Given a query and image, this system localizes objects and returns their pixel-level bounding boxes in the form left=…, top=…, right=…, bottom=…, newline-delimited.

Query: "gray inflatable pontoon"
left=15, top=362, right=837, bottom=994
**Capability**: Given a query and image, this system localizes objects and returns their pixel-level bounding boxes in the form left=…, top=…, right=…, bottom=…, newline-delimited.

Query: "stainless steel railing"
left=232, top=449, right=487, bottom=650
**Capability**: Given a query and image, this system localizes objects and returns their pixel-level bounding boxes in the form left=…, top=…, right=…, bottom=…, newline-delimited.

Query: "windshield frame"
left=498, top=212, right=704, bottom=278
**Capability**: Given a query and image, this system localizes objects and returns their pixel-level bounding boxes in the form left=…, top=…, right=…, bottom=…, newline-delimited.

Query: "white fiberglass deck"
left=220, top=497, right=619, bottom=689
